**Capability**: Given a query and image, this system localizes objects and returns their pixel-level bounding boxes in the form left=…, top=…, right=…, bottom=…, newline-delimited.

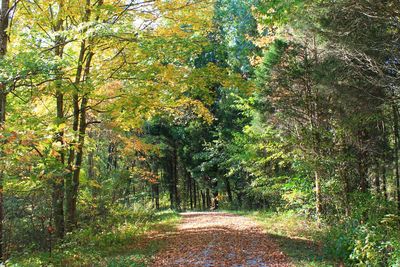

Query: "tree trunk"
left=212, top=190, right=219, bottom=210
left=342, top=167, right=351, bottom=217
left=382, top=164, right=388, bottom=201
left=237, top=192, right=243, bottom=208
left=187, top=172, right=193, bottom=210
left=65, top=12, right=94, bottom=229
left=206, top=188, right=211, bottom=209
left=211, top=179, right=218, bottom=210
left=357, top=131, right=369, bottom=194
left=172, top=144, right=180, bottom=210
left=225, top=178, right=233, bottom=203
left=0, top=91, right=5, bottom=261
left=68, top=46, right=95, bottom=225
left=393, top=104, right=400, bottom=213
left=51, top=7, right=66, bottom=237
left=0, top=88, right=4, bottom=123
left=0, top=0, right=8, bottom=56
left=88, top=151, right=95, bottom=180
left=68, top=97, right=88, bottom=228
left=201, top=190, right=205, bottom=210
left=107, top=142, right=118, bottom=170
left=0, top=0, right=10, bottom=260
left=65, top=0, right=97, bottom=227
left=193, top=180, right=197, bottom=209
left=167, top=160, right=174, bottom=209
left=154, top=184, right=160, bottom=209
left=65, top=57, right=83, bottom=231
left=124, top=178, right=131, bottom=206
left=315, top=170, right=322, bottom=220
left=374, top=163, right=380, bottom=196
left=52, top=90, right=65, bottom=237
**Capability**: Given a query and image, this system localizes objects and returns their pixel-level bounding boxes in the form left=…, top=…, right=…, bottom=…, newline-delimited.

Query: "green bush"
left=324, top=203, right=400, bottom=266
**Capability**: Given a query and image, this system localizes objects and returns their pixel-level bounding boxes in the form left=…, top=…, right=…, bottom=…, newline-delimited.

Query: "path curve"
left=151, top=212, right=292, bottom=267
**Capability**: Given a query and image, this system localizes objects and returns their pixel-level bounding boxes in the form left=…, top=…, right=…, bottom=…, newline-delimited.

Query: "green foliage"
left=256, top=0, right=305, bottom=26
left=256, top=39, right=287, bottom=89
left=324, top=198, right=400, bottom=266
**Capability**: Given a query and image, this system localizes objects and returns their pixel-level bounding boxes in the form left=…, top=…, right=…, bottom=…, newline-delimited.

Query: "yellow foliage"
left=154, top=0, right=214, bottom=37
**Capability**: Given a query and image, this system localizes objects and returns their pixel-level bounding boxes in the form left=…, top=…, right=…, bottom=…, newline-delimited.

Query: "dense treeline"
left=0, top=0, right=399, bottom=265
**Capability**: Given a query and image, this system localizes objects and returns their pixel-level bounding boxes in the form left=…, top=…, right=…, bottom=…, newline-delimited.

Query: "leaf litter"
left=150, top=212, right=293, bottom=267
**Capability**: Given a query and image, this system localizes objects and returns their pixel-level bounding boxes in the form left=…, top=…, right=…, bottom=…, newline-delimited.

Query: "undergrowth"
left=8, top=209, right=180, bottom=267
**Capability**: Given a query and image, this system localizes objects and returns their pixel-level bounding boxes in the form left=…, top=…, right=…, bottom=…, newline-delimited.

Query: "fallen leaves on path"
left=150, top=212, right=293, bottom=267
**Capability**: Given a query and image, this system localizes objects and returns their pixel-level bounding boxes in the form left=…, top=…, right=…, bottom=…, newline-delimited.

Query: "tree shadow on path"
left=150, top=212, right=293, bottom=267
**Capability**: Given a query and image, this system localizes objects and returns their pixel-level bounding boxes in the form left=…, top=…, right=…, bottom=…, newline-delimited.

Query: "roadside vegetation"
left=8, top=210, right=180, bottom=267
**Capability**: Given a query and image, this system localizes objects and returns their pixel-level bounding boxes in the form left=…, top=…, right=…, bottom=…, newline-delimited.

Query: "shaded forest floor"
left=238, top=211, right=336, bottom=267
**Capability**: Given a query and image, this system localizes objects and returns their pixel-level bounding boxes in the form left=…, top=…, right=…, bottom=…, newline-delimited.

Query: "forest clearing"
left=1, top=0, right=400, bottom=266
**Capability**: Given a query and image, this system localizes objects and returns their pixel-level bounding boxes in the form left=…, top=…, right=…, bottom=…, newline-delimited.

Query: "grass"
left=8, top=209, right=181, bottom=267
left=230, top=210, right=337, bottom=267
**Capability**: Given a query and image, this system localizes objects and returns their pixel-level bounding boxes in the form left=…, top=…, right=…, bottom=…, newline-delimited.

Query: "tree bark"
left=69, top=96, right=88, bottom=227
left=69, top=42, right=94, bottom=226
left=193, top=180, right=197, bottom=209
left=0, top=0, right=9, bottom=56
left=374, top=163, right=380, bottom=196
left=224, top=178, right=233, bottom=203
left=172, top=144, right=180, bottom=210
left=393, top=104, right=400, bottom=213
left=382, top=164, right=388, bottom=201
left=0, top=0, right=10, bottom=260
left=53, top=85, right=65, bottom=238
left=65, top=41, right=85, bottom=230
left=51, top=5, right=66, bottom=238
left=0, top=91, right=5, bottom=260
left=315, top=170, right=322, bottom=219
left=342, top=167, right=351, bottom=217
left=187, top=172, right=193, bottom=210
left=166, top=159, right=175, bottom=209
left=357, top=130, right=369, bottom=194
left=107, top=142, right=118, bottom=170
left=88, top=151, right=95, bottom=180
left=212, top=190, right=219, bottom=210
left=237, top=191, right=243, bottom=208
left=201, top=190, right=205, bottom=210
left=154, top=184, right=160, bottom=209
left=206, top=188, right=211, bottom=209
left=66, top=0, right=99, bottom=230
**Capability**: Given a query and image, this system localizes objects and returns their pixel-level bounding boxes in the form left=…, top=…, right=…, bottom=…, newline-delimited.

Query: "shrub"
left=325, top=211, right=400, bottom=266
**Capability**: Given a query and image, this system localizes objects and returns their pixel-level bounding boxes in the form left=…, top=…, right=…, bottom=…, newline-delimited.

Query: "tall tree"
left=0, top=0, right=10, bottom=259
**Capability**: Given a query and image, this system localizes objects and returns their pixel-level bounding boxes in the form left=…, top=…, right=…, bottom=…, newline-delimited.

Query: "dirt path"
left=151, top=212, right=292, bottom=267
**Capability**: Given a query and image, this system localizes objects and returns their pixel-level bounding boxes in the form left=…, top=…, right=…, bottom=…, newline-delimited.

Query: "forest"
left=0, top=0, right=399, bottom=266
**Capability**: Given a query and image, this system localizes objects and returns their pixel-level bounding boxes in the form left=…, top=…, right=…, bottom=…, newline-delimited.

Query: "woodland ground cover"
left=8, top=210, right=180, bottom=266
